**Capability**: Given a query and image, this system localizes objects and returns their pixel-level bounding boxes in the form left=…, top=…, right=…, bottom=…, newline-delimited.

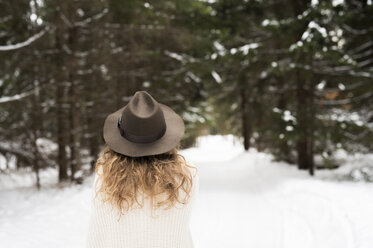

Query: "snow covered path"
left=1, top=135, right=373, bottom=248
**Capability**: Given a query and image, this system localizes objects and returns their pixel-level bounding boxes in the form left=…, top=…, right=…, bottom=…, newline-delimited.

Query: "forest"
left=1, top=0, right=372, bottom=187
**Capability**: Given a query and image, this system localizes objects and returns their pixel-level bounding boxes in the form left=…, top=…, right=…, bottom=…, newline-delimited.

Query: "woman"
left=86, top=91, right=199, bottom=248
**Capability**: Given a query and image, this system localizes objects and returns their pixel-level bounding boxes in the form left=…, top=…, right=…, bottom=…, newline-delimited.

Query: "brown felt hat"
left=103, top=91, right=184, bottom=157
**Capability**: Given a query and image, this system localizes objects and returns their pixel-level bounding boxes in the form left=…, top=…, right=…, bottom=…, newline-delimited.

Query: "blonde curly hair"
left=94, top=146, right=194, bottom=214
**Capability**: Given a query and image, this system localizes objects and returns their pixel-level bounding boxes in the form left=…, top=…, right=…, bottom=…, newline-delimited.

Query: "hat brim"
left=103, top=104, right=184, bottom=157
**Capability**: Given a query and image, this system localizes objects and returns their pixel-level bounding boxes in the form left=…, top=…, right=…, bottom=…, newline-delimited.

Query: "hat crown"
left=129, top=91, right=157, bottom=118
left=120, top=91, right=166, bottom=139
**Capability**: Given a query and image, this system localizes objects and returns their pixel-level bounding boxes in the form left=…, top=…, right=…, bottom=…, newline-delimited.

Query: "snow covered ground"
left=1, top=135, right=373, bottom=248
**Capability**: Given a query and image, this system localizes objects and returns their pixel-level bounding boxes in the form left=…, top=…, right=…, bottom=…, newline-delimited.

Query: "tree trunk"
left=296, top=70, right=314, bottom=174
left=308, top=80, right=315, bottom=176
left=67, top=26, right=81, bottom=181
left=5, top=154, right=10, bottom=170
left=55, top=10, right=69, bottom=182
left=31, top=81, right=41, bottom=189
left=56, top=83, right=69, bottom=182
left=255, top=81, right=264, bottom=152
left=89, top=138, right=98, bottom=173
left=32, top=132, right=41, bottom=190
left=296, top=70, right=308, bottom=170
left=68, top=80, right=81, bottom=180
left=277, top=77, right=291, bottom=162
left=86, top=104, right=99, bottom=173
left=240, top=88, right=251, bottom=150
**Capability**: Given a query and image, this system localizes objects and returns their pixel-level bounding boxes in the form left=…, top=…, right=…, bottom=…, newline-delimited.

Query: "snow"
left=332, top=0, right=344, bottom=6
left=211, top=71, right=222, bottom=84
left=338, top=83, right=346, bottom=90
left=283, top=110, right=296, bottom=122
left=238, top=43, right=259, bottom=55
left=230, top=43, right=259, bottom=55
left=0, top=168, right=57, bottom=190
left=0, top=28, right=48, bottom=51
left=213, top=41, right=258, bottom=58
left=311, top=0, right=319, bottom=7
left=1, top=135, right=373, bottom=248
left=318, top=151, right=373, bottom=182
left=213, top=41, right=226, bottom=56
left=164, top=51, right=183, bottom=61
left=317, top=80, right=326, bottom=90
left=289, top=41, right=304, bottom=51
left=142, top=81, right=151, bottom=88
left=272, top=108, right=296, bottom=123
left=262, top=19, right=279, bottom=27
left=301, top=21, right=327, bottom=42
left=230, top=48, right=237, bottom=54
left=308, top=21, right=327, bottom=38
left=30, top=13, right=37, bottom=22
left=213, top=41, right=225, bottom=52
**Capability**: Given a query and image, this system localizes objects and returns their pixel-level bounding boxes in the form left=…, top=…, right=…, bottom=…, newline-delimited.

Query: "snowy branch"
left=0, top=90, right=35, bottom=104
left=75, top=8, right=109, bottom=27
left=164, top=50, right=197, bottom=64
left=0, top=28, right=49, bottom=51
left=348, top=71, right=373, bottom=78
left=316, top=82, right=365, bottom=94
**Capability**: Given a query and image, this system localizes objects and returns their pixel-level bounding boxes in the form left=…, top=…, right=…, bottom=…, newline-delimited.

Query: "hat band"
left=117, top=117, right=167, bottom=144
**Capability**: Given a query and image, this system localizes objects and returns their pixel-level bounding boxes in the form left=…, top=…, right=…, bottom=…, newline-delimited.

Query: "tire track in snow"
left=280, top=190, right=356, bottom=248
left=248, top=161, right=317, bottom=248
left=249, top=160, right=354, bottom=248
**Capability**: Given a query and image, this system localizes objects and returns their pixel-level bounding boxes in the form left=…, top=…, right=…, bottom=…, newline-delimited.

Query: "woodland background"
left=0, top=0, right=372, bottom=188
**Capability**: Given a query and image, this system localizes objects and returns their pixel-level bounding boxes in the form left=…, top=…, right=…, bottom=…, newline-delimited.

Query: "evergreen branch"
left=352, top=48, right=373, bottom=60
left=317, top=92, right=373, bottom=105
left=357, top=58, right=373, bottom=68
left=342, top=24, right=373, bottom=35
left=349, top=40, right=373, bottom=54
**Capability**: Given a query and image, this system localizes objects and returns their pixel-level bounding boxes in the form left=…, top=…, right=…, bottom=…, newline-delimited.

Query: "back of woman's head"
left=94, top=146, right=194, bottom=214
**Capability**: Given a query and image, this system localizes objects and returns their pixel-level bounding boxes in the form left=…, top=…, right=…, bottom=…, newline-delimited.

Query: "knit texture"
left=86, top=167, right=199, bottom=248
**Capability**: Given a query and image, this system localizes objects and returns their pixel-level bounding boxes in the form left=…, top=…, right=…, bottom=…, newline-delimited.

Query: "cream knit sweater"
left=86, top=167, right=199, bottom=248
